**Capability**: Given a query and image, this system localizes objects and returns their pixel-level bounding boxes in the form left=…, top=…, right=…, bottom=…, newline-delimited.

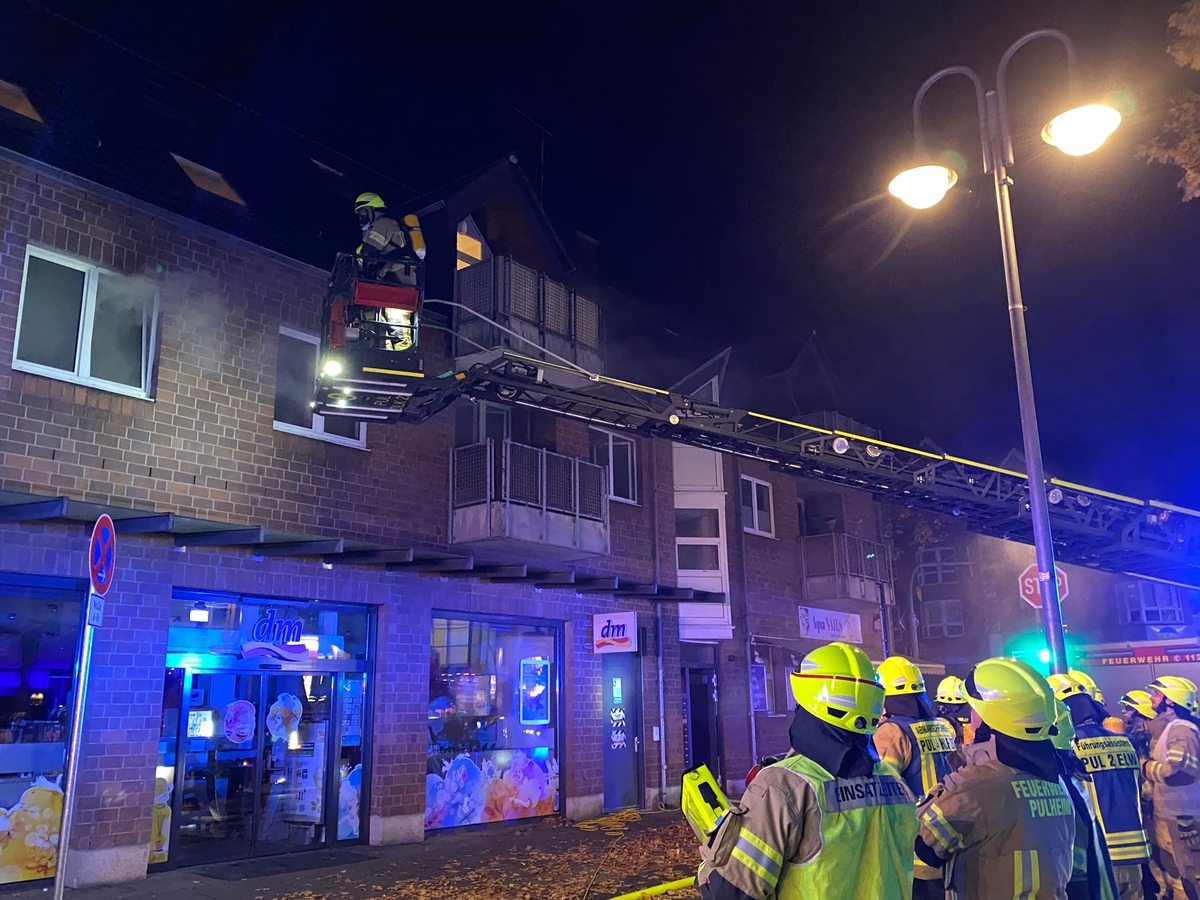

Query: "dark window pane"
left=322, top=414, right=359, bottom=440
left=740, top=479, right=755, bottom=528
left=91, top=272, right=155, bottom=387
left=274, top=334, right=316, bottom=428
left=17, top=256, right=85, bottom=372
left=589, top=429, right=609, bottom=469
left=611, top=438, right=634, bottom=501
left=676, top=509, right=720, bottom=538
left=678, top=544, right=720, bottom=570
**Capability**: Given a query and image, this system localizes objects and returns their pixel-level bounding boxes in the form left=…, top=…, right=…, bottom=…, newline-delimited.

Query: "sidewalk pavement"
left=15, top=810, right=701, bottom=900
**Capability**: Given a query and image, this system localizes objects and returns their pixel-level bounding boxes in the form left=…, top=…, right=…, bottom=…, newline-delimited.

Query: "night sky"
left=24, top=0, right=1200, bottom=505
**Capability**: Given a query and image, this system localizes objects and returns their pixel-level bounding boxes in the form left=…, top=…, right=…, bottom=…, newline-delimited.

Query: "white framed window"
left=273, top=327, right=365, bottom=448
left=676, top=507, right=723, bottom=572
left=740, top=475, right=774, bottom=537
left=589, top=427, right=637, bottom=504
left=920, top=598, right=965, bottom=639
left=1118, top=581, right=1186, bottom=626
left=12, top=246, right=159, bottom=399
left=916, top=546, right=962, bottom=584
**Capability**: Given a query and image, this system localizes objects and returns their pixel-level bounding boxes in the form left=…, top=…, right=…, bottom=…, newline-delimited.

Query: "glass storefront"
left=0, top=573, right=84, bottom=886
left=152, top=591, right=372, bottom=868
left=426, top=615, right=560, bottom=830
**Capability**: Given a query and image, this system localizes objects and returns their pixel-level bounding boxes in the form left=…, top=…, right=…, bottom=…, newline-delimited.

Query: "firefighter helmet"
left=1068, top=669, right=1098, bottom=698
left=790, top=642, right=884, bottom=735
left=1119, top=689, right=1157, bottom=720
left=935, top=675, right=966, bottom=705
left=1047, top=672, right=1089, bottom=703
left=877, top=656, right=926, bottom=696
left=354, top=192, right=387, bottom=211
left=1149, top=675, right=1198, bottom=713
left=1051, top=698, right=1074, bottom=751
left=964, top=657, right=1056, bottom=741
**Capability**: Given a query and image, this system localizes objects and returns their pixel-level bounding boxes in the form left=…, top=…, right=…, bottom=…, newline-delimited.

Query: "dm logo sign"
left=593, top=611, right=638, bottom=654
left=241, top=608, right=312, bottom=661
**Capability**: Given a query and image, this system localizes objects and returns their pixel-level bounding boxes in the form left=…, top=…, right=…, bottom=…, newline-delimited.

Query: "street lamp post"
left=888, top=30, right=1120, bottom=675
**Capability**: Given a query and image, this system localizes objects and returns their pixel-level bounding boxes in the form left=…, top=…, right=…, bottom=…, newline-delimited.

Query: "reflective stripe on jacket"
left=918, top=759, right=1076, bottom=899
left=1072, top=722, right=1150, bottom=864
left=876, top=715, right=957, bottom=797
left=698, top=753, right=916, bottom=900
left=1146, top=712, right=1200, bottom=818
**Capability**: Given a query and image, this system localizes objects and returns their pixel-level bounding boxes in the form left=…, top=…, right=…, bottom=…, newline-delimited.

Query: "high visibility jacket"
left=1145, top=711, right=1200, bottom=818
left=918, top=759, right=1076, bottom=899
left=875, top=715, right=957, bottom=797
left=1072, top=722, right=1150, bottom=864
left=697, top=752, right=916, bottom=900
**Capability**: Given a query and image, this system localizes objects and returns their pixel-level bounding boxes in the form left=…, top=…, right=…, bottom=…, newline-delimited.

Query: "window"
left=1119, top=581, right=1186, bottom=626
left=920, top=598, right=965, bottom=639
left=676, top=507, right=723, bottom=572
left=740, top=476, right=774, bottom=537
left=13, top=247, right=159, bottom=398
left=171, top=154, right=246, bottom=206
left=590, top=428, right=637, bottom=503
left=916, top=546, right=962, bottom=584
left=428, top=615, right=560, bottom=828
left=750, top=646, right=775, bottom=713
left=274, top=327, right=365, bottom=448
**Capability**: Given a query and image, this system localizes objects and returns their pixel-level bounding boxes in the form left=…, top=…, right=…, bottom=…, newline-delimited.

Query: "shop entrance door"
left=601, top=653, right=642, bottom=811
left=171, top=670, right=340, bottom=866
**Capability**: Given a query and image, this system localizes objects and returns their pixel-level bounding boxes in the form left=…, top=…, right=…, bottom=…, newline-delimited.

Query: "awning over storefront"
left=0, top=488, right=724, bottom=604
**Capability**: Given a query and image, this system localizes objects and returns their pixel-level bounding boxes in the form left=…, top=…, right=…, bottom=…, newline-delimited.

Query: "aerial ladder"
left=313, top=257, right=1200, bottom=589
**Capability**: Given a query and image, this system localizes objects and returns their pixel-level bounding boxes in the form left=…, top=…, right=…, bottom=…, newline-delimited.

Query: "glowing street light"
left=1041, top=103, right=1122, bottom=156
left=887, top=165, right=958, bottom=209
left=888, top=30, right=1120, bottom=674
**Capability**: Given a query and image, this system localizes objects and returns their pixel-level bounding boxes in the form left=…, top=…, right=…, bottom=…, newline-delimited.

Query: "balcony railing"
left=800, top=533, right=895, bottom=605
left=454, top=256, right=603, bottom=373
left=450, top=439, right=609, bottom=558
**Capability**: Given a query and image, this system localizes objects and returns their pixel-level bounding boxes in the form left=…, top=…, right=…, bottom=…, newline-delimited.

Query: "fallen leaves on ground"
left=272, top=816, right=700, bottom=900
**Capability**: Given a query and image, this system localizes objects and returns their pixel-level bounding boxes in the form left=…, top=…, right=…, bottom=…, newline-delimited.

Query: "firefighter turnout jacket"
left=1144, top=708, right=1200, bottom=817
left=874, top=715, right=957, bottom=797
left=917, top=759, right=1076, bottom=899
left=697, top=752, right=917, bottom=900
left=1071, top=721, right=1150, bottom=864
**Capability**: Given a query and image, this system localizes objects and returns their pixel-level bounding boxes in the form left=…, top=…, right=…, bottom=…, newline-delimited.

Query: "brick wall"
left=0, top=156, right=687, bottom=881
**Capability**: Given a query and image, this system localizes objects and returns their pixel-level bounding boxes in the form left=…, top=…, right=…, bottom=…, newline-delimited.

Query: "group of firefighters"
left=694, top=645, right=1200, bottom=899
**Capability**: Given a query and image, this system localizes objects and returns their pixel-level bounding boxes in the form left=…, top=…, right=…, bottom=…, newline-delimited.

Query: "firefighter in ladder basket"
left=352, top=191, right=425, bottom=351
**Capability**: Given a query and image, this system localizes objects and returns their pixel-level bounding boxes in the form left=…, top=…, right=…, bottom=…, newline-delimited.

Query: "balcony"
left=800, top=533, right=894, bottom=605
left=454, top=256, right=603, bottom=373
left=450, top=439, right=610, bottom=561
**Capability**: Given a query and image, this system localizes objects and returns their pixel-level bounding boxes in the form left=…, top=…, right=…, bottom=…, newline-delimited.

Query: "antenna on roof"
left=514, top=107, right=554, bottom=202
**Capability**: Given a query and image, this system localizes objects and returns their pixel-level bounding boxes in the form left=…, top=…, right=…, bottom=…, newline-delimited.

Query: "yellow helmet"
left=1051, top=698, right=1075, bottom=751
left=1149, top=675, right=1198, bottom=712
left=964, top=657, right=1056, bottom=741
left=1047, top=672, right=1089, bottom=703
left=354, top=192, right=386, bottom=211
left=877, top=656, right=926, bottom=696
left=790, top=642, right=884, bottom=735
left=935, top=675, right=966, bottom=705
left=1119, top=689, right=1157, bottom=720
left=1068, top=669, right=1097, bottom=697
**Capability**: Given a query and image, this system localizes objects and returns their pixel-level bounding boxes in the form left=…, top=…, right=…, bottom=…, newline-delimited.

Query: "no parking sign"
left=87, top=514, right=116, bottom=626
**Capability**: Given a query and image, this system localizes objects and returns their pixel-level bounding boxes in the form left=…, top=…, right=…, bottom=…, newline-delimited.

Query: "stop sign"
left=1018, top=564, right=1069, bottom=609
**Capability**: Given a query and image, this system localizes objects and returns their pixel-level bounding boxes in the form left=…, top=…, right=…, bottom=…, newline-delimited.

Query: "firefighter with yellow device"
left=916, top=657, right=1114, bottom=899
left=872, top=656, right=957, bottom=900
left=695, top=641, right=917, bottom=900
left=353, top=192, right=426, bottom=351
left=1143, top=675, right=1200, bottom=900
left=1051, top=673, right=1146, bottom=898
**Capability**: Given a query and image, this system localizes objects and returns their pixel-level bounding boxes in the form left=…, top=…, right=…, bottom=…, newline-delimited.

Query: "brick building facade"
left=0, top=135, right=687, bottom=889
